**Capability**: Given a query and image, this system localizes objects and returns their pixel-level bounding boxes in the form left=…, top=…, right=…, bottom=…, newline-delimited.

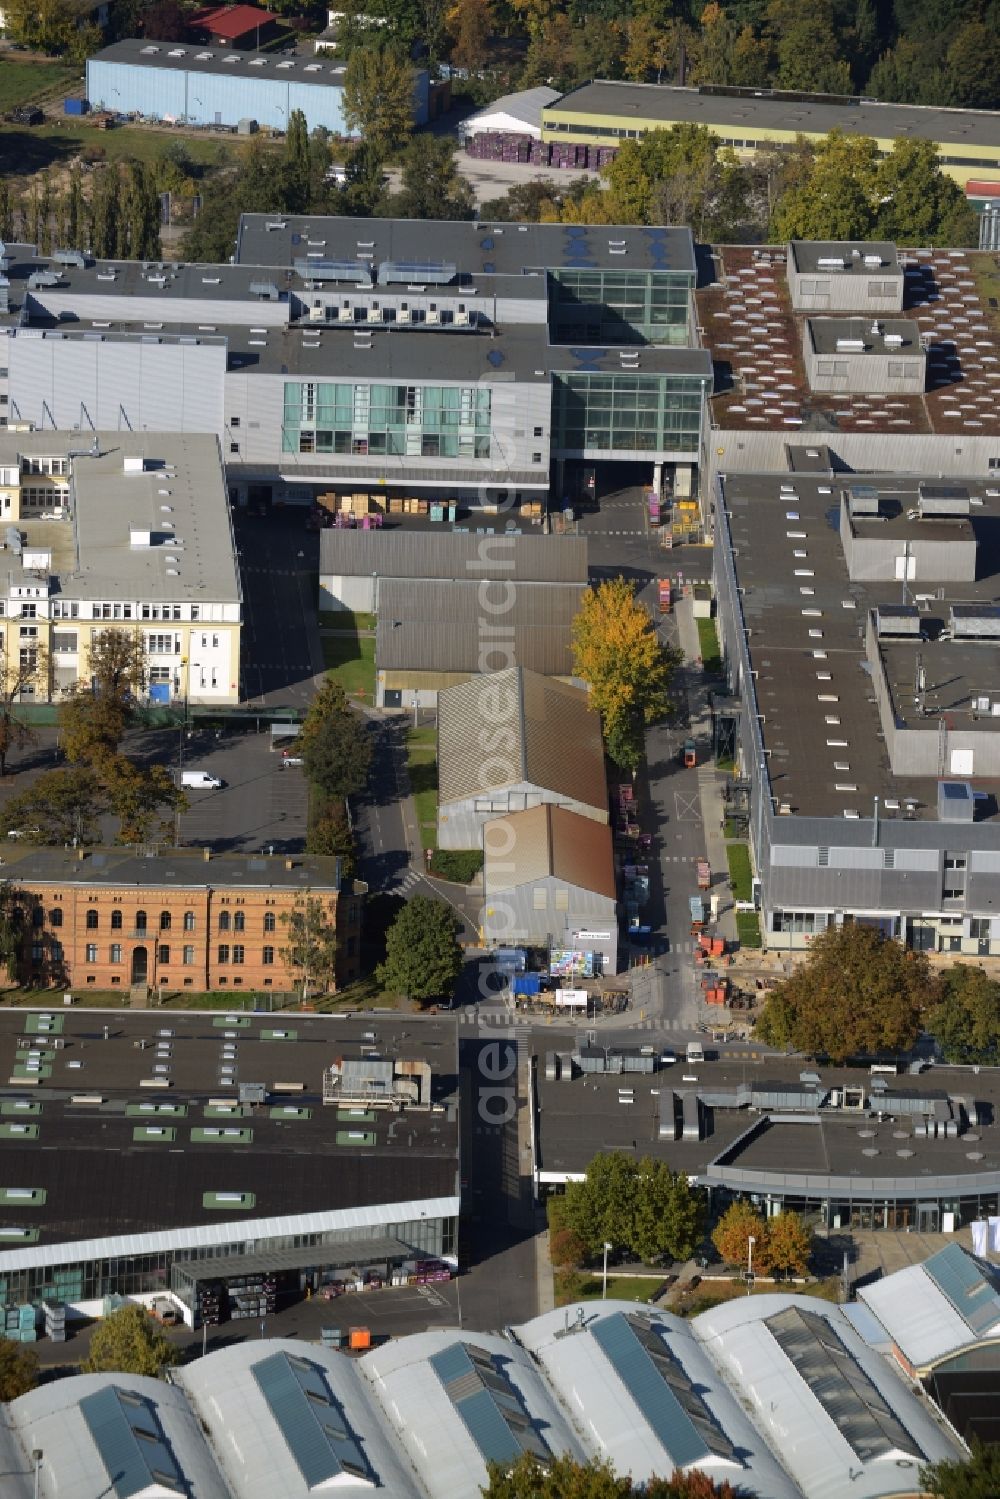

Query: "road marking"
left=673, top=790, right=702, bottom=823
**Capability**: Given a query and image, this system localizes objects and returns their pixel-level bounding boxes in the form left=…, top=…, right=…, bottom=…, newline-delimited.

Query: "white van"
left=181, top=770, right=224, bottom=790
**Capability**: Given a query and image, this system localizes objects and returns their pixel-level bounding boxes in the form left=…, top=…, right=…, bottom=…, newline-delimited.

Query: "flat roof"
left=0, top=845, right=346, bottom=889
left=91, top=37, right=348, bottom=86
left=721, top=470, right=1000, bottom=819
left=544, top=80, right=1000, bottom=153
left=699, top=244, right=1000, bottom=439
left=235, top=213, right=698, bottom=279
left=534, top=1047, right=1000, bottom=1191
left=0, top=1011, right=458, bottom=1251
left=0, top=431, right=239, bottom=604
left=790, top=241, right=902, bottom=277
left=321, top=528, right=588, bottom=584
left=806, top=316, right=922, bottom=356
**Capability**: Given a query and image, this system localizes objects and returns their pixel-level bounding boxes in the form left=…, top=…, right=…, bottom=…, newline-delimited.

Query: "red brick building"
left=3, top=847, right=363, bottom=996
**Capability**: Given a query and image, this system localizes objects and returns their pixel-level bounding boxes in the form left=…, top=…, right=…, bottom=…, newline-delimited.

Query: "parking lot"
left=0, top=725, right=309, bottom=854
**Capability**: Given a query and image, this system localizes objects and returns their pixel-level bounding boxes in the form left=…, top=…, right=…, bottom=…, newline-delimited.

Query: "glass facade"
left=548, top=268, right=692, bottom=345
left=552, top=372, right=704, bottom=454
left=282, top=382, right=492, bottom=460
left=0, top=1213, right=457, bottom=1306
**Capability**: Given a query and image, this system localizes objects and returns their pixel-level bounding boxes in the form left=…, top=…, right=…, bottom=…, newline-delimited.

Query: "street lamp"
left=32, top=1449, right=42, bottom=1499
left=601, top=1241, right=613, bottom=1300
left=746, top=1235, right=755, bottom=1296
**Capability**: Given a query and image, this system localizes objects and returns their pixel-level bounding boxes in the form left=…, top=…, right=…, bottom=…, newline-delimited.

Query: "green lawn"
left=555, top=1273, right=661, bottom=1307
left=736, top=910, right=762, bottom=949
left=406, top=725, right=437, bottom=853
left=323, top=633, right=376, bottom=701
left=726, top=842, right=753, bottom=902
left=319, top=609, right=376, bottom=633
left=0, top=118, right=234, bottom=177
left=0, top=59, right=78, bottom=112
left=696, top=615, right=722, bottom=673
left=970, top=252, right=1000, bottom=335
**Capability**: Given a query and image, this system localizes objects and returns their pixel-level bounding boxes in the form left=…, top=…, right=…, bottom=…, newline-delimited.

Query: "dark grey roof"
left=320, top=529, right=588, bottom=584
left=376, top=579, right=586, bottom=676
left=0, top=845, right=346, bottom=891
left=236, top=214, right=697, bottom=279
left=544, top=80, right=1000, bottom=152
left=789, top=241, right=902, bottom=277
left=805, top=316, right=921, bottom=355
left=91, top=37, right=349, bottom=86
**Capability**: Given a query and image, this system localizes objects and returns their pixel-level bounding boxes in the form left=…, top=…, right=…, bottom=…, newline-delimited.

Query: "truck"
left=689, top=895, right=706, bottom=932
left=683, top=738, right=697, bottom=768
left=697, top=859, right=711, bottom=890
left=658, top=579, right=672, bottom=614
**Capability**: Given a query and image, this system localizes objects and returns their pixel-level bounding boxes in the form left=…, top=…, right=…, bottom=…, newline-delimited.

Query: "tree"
left=484, top=1452, right=741, bottom=1497
left=571, top=578, right=679, bottom=771
left=87, top=626, right=147, bottom=707
left=343, top=43, right=417, bottom=160
left=755, top=923, right=933, bottom=1062
left=300, top=678, right=372, bottom=800
left=0, top=647, right=48, bottom=776
left=82, top=1304, right=180, bottom=1378
left=874, top=138, right=977, bottom=248
left=762, top=1211, right=813, bottom=1278
left=0, top=1338, right=38, bottom=1400
left=0, top=883, right=25, bottom=980
left=307, top=798, right=357, bottom=873
left=928, top=963, right=1000, bottom=1064
left=376, top=895, right=463, bottom=1004
left=921, top=1442, right=1000, bottom=1499
left=562, top=1152, right=705, bottom=1264
left=284, top=108, right=312, bottom=213
left=101, top=755, right=184, bottom=845
left=711, top=1199, right=766, bottom=1274
left=59, top=693, right=130, bottom=765
left=120, top=162, right=162, bottom=261
left=393, top=136, right=475, bottom=220
left=945, top=20, right=1000, bottom=110
left=447, top=0, right=492, bottom=74
left=280, top=894, right=340, bottom=1000
left=770, top=130, right=880, bottom=242
left=2, top=767, right=107, bottom=845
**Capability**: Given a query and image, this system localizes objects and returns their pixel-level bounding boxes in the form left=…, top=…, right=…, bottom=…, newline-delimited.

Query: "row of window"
left=81, top=943, right=275, bottom=965
left=77, top=909, right=279, bottom=933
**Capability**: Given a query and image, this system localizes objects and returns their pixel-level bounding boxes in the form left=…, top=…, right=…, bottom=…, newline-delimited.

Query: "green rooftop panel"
left=1, top=1101, right=41, bottom=1117
left=126, top=1102, right=188, bottom=1118
left=205, top=1104, right=247, bottom=1119
left=16, top=1048, right=54, bottom=1063
left=25, top=1014, right=64, bottom=1035
left=335, top=1130, right=376, bottom=1146
left=270, top=1106, right=312, bottom=1120
left=0, top=1227, right=39, bottom=1244
left=213, top=1015, right=252, bottom=1029
left=11, top=1064, right=51, bottom=1081
left=0, top=1124, right=39, bottom=1141
left=132, top=1126, right=178, bottom=1143
left=336, top=1109, right=375, bottom=1123
left=203, top=1191, right=256, bottom=1210
left=0, top=1188, right=46, bottom=1207
left=260, top=1029, right=298, bottom=1042
left=191, top=1127, right=253, bottom=1144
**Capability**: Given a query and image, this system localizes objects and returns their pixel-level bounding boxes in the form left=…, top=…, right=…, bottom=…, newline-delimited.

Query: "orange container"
left=349, top=1327, right=371, bottom=1351
left=711, top=938, right=725, bottom=957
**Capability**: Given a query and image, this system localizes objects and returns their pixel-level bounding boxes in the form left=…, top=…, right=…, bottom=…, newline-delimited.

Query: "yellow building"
left=542, top=81, right=1000, bottom=189
left=0, top=430, right=241, bottom=705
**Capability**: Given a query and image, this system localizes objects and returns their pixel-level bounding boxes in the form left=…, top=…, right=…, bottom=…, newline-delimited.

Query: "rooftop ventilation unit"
left=817, top=256, right=848, bottom=269
left=378, top=259, right=457, bottom=286
left=293, top=258, right=371, bottom=285
left=27, top=271, right=62, bottom=289
left=884, top=332, right=905, bottom=347
left=249, top=281, right=280, bottom=301
left=846, top=484, right=880, bottom=516
left=835, top=338, right=866, bottom=352
left=53, top=249, right=87, bottom=268
left=918, top=483, right=971, bottom=518
left=863, top=254, right=884, bottom=267
left=875, top=604, right=921, bottom=637
left=950, top=605, right=1000, bottom=639
left=938, top=780, right=975, bottom=823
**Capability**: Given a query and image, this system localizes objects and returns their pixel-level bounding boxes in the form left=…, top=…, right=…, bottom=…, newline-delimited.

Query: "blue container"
left=64, top=98, right=89, bottom=115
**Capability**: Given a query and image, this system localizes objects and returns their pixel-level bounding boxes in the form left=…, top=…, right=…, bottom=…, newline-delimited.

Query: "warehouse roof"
left=437, top=668, right=606, bottom=812
left=859, top=1245, right=1000, bottom=1370
left=544, top=80, right=1000, bottom=153
left=376, top=579, right=587, bottom=677
left=321, top=529, right=588, bottom=584
left=91, top=37, right=349, bottom=86
left=0, top=846, right=347, bottom=890
left=483, top=803, right=616, bottom=900
left=461, top=86, right=561, bottom=139
left=236, top=212, right=698, bottom=279
left=0, top=431, right=239, bottom=605
left=192, top=3, right=278, bottom=40
left=0, top=1010, right=458, bottom=1266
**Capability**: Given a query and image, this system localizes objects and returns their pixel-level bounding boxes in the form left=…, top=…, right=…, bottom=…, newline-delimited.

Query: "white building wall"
left=439, top=784, right=607, bottom=849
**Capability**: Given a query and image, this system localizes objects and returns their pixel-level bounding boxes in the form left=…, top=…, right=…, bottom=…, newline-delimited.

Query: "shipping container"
left=64, top=97, right=90, bottom=115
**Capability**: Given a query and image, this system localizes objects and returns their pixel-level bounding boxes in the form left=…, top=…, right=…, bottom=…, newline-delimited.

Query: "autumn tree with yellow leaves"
left=571, top=578, right=679, bottom=771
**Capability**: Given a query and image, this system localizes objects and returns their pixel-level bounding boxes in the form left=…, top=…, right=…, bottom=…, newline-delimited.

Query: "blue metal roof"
left=252, top=1350, right=370, bottom=1488
left=590, top=1313, right=735, bottom=1469
left=80, top=1385, right=184, bottom=1499
left=924, top=1244, right=1000, bottom=1335
left=429, top=1341, right=550, bottom=1466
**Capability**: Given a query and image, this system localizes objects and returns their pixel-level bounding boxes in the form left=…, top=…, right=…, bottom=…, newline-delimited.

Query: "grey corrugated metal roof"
left=80, top=1385, right=185, bottom=1499
left=376, top=579, right=586, bottom=677
left=321, top=530, right=588, bottom=584
left=252, top=1352, right=370, bottom=1488
left=923, top=1244, right=1000, bottom=1334
left=437, top=667, right=605, bottom=810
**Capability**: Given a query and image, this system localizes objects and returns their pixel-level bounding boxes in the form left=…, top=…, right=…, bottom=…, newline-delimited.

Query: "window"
left=149, top=666, right=171, bottom=686
left=158, top=945, right=170, bottom=964
left=262, top=946, right=274, bottom=965
left=232, top=945, right=244, bottom=965
left=31, top=905, right=43, bottom=929
left=19, top=603, right=36, bottom=620
left=233, top=911, right=245, bottom=933
left=110, top=944, right=122, bottom=964
left=263, top=911, right=276, bottom=933
left=218, top=944, right=230, bottom=964
left=183, top=910, right=195, bottom=932
left=218, top=910, right=231, bottom=932
left=135, top=910, right=147, bottom=933
left=146, top=634, right=179, bottom=655
left=944, top=854, right=967, bottom=870
left=230, top=417, right=240, bottom=428
left=85, top=908, right=98, bottom=930
left=230, top=443, right=240, bottom=455
left=86, top=943, right=98, bottom=963
left=49, top=907, right=62, bottom=927
left=52, top=632, right=77, bottom=653
left=533, top=426, right=543, bottom=437
left=159, top=910, right=171, bottom=931
left=183, top=945, right=195, bottom=965
left=111, top=909, right=123, bottom=930
left=52, top=601, right=79, bottom=619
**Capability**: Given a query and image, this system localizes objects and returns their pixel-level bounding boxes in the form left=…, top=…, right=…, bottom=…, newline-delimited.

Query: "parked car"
left=180, top=770, right=223, bottom=789
left=6, top=827, right=40, bottom=840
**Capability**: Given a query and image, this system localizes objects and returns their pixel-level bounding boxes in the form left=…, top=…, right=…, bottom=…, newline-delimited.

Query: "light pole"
left=32, top=1449, right=42, bottom=1499
left=747, top=1235, right=755, bottom=1296
left=602, top=1241, right=612, bottom=1300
